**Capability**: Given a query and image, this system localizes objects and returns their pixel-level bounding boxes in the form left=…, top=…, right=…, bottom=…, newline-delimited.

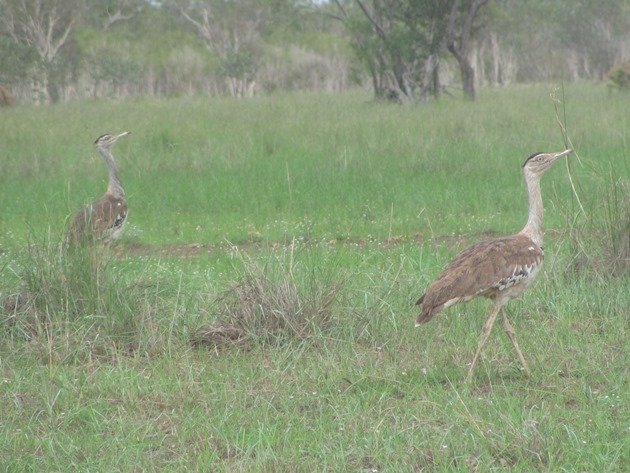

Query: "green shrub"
left=607, top=61, right=630, bottom=91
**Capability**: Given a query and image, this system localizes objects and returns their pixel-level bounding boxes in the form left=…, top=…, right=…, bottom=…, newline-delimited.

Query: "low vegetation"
left=192, top=248, right=344, bottom=349
left=608, top=61, right=630, bottom=91
left=0, top=85, right=628, bottom=471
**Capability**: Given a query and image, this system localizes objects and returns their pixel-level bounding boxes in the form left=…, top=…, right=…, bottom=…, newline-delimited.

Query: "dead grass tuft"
left=2, top=291, right=40, bottom=337
left=1, top=237, right=145, bottom=353
left=559, top=175, right=630, bottom=278
left=190, top=323, right=249, bottom=350
left=192, top=253, right=343, bottom=348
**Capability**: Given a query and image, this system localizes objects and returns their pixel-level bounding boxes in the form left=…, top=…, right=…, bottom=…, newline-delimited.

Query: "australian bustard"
left=67, top=132, right=131, bottom=245
left=416, top=149, right=572, bottom=382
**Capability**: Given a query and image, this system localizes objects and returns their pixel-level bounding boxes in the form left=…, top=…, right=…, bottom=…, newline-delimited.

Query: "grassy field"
left=0, top=84, right=628, bottom=471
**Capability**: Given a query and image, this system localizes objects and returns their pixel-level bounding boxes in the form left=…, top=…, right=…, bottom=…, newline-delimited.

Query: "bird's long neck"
left=100, top=147, right=124, bottom=198
left=519, top=170, right=544, bottom=247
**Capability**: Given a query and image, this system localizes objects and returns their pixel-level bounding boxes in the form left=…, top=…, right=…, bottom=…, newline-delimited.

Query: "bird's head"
left=522, top=149, right=572, bottom=176
left=95, top=131, right=131, bottom=149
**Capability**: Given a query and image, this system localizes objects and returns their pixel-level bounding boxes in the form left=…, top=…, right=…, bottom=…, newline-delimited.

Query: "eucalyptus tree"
left=332, top=0, right=489, bottom=102
left=445, top=0, right=488, bottom=100
left=0, top=0, right=82, bottom=103
left=0, top=0, right=144, bottom=103
left=170, top=0, right=275, bottom=97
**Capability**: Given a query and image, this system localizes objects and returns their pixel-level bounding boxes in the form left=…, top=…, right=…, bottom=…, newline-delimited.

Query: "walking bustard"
left=67, top=132, right=131, bottom=245
left=415, top=149, right=572, bottom=382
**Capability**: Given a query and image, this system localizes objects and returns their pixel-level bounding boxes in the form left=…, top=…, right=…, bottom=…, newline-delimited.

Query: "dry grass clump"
left=606, top=179, right=630, bottom=274
left=560, top=176, right=630, bottom=278
left=192, top=253, right=342, bottom=349
left=2, top=292, right=38, bottom=335
left=1, top=238, right=139, bottom=346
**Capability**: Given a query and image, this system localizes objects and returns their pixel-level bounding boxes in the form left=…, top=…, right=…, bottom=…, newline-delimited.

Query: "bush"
left=192, top=249, right=343, bottom=349
left=1, top=237, right=142, bottom=357
left=607, top=61, right=630, bottom=91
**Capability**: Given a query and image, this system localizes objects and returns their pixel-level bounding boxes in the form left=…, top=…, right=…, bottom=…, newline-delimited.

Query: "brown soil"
left=113, top=230, right=504, bottom=259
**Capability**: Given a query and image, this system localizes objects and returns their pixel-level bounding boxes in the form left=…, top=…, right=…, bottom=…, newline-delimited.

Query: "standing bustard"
left=415, top=149, right=572, bottom=382
left=67, top=132, right=131, bottom=245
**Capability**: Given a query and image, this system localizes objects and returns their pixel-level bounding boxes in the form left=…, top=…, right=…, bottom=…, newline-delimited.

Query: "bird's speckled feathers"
left=416, top=234, right=543, bottom=325
left=68, top=193, right=127, bottom=245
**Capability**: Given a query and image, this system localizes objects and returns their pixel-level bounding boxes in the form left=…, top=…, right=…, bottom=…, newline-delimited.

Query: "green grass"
left=0, top=84, right=628, bottom=471
left=4, top=84, right=627, bottom=247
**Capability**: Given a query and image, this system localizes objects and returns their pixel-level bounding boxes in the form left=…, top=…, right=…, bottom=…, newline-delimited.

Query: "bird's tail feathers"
left=414, top=295, right=436, bottom=326
left=414, top=312, right=434, bottom=327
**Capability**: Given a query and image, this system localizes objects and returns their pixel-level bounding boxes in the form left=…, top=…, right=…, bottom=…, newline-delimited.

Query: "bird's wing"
left=416, top=234, right=543, bottom=323
left=90, top=194, right=127, bottom=236
left=68, top=194, right=127, bottom=243
left=68, top=206, right=89, bottom=242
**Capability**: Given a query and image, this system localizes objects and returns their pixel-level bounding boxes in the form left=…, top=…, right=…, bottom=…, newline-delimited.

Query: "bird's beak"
left=118, top=131, right=131, bottom=138
left=553, top=149, right=572, bottom=159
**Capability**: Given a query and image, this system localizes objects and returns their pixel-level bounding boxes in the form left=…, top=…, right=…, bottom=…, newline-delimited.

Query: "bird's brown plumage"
left=68, top=194, right=127, bottom=245
left=416, top=234, right=543, bottom=325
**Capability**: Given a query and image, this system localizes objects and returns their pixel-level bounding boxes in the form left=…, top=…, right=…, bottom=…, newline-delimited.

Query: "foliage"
left=608, top=61, right=630, bottom=91
left=0, top=0, right=83, bottom=102
left=0, top=37, right=38, bottom=86
left=335, top=0, right=456, bottom=102
left=1, top=0, right=629, bottom=102
left=491, top=0, right=630, bottom=82
left=332, top=0, right=494, bottom=101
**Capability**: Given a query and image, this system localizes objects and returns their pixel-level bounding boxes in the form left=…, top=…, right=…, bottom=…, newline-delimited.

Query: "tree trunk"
left=33, top=70, right=52, bottom=105
left=432, top=62, right=441, bottom=98
left=460, top=58, right=476, bottom=100
left=419, top=53, right=440, bottom=102
left=368, top=61, right=381, bottom=98
left=490, top=32, right=500, bottom=86
left=447, top=40, right=477, bottom=100
left=446, top=0, right=489, bottom=101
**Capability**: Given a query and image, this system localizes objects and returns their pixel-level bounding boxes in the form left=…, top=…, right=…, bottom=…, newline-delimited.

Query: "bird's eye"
left=537, top=156, right=543, bottom=162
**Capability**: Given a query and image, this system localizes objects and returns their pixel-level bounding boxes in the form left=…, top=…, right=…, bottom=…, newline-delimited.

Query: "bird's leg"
left=466, top=304, right=502, bottom=383
left=501, top=308, right=531, bottom=377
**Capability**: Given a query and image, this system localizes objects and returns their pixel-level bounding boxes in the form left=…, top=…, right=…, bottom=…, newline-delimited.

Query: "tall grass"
left=1, top=233, right=184, bottom=362
left=3, top=84, right=626, bottom=247
left=550, top=157, right=630, bottom=278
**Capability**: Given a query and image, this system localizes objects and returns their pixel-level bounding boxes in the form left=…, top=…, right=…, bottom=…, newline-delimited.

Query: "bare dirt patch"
left=114, top=230, right=504, bottom=259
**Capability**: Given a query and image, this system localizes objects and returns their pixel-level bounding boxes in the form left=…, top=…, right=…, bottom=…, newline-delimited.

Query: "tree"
left=171, top=0, right=272, bottom=97
left=0, top=36, right=38, bottom=88
left=0, top=0, right=82, bottom=103
left=99, top=0, right=144, bottom=31
left=487, top=0, right=630, bottom=83
left=332, top=0, right=449, bottom=102
left=445, top=0, right=489, bottom=100
left=332, top=0, right=488, bottom=102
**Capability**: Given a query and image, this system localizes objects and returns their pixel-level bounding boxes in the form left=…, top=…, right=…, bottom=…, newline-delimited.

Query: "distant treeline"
left=1, top=0, right=628, bottom=104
